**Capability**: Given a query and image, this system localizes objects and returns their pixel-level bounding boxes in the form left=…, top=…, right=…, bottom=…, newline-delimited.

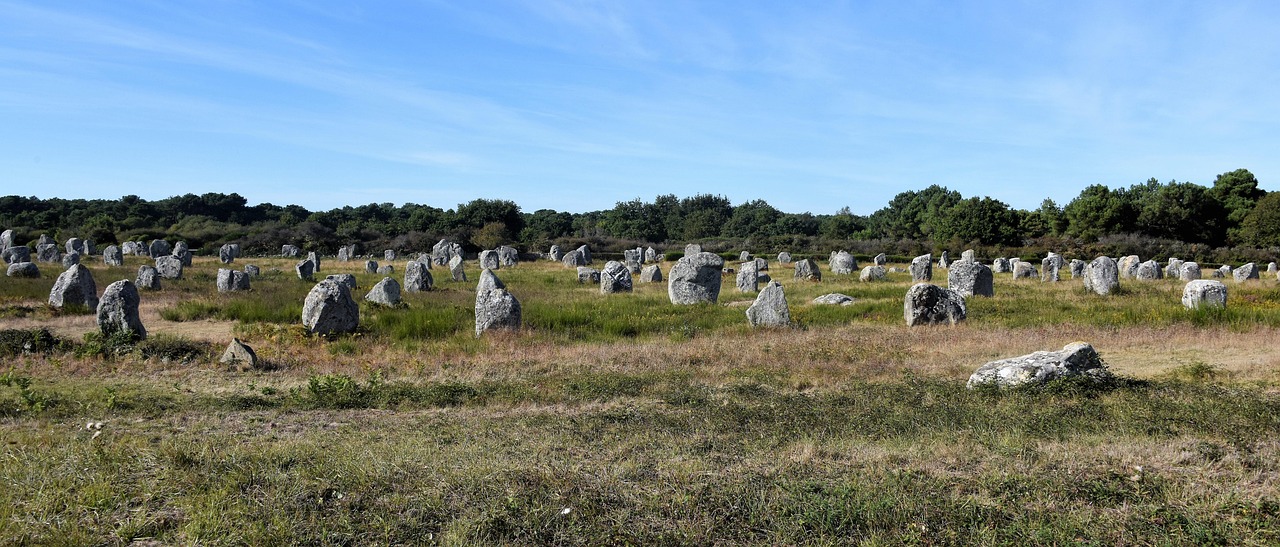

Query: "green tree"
left=678, top=194, right=732, bottom=240
left=1237, top=192, right=1280, bottom=247
left=722, top=199, right=781, bottom=239
left=1135, top=181, right=1225, bottom=244
left=934, top=197, right=1020, bottom=245
left=1063, top=184, right=1129, bottom=241
left=1210, top=168, right=1264, bottom=243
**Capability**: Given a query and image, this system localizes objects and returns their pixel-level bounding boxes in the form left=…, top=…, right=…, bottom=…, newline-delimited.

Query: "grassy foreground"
left=2, top=255, right=1280, bottom=545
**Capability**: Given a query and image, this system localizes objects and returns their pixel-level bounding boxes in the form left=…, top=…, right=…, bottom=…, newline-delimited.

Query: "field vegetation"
left=2, top=253, right=1280, bottom=544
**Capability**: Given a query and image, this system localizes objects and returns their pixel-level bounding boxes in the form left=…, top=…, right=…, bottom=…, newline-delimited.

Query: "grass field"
left=2, top=253, right=1279, bottom=545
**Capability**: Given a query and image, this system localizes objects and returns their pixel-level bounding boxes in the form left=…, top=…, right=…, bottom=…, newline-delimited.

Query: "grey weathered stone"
left=479, top=250, right=499, bottom=270
left=122, top=241, right=143, bottom=256
left=1182, top=280, right=1227, bottom=309
left=0, top=229, right=12, bottom=250
left=61, top=251, right=80, bottom=269
left=172, top=241, right=189, bottom=257
left=777, top=252, right=792, bottom=265
left=600, top=261, right=633, bottom=294
left=830, top=251, right=856, bottom=275
left=365, top=277, right=402, bottom=306
left=624, top=258, right=641, bottom=274
left=148, top=239, right=171, bottom=258
left=155, top=255, right=183, bottom=279
left=746, top=281, right=790, bottom=327
left=961, top=249, right=976, bottom=263
left=910, top=254, right=932, bottom=282
left=36, top=243, right=60, bottom=263
left=992, top=257, right=1011, bottom=273
left=325, top=274, right=357, bottom=291
left=1213, top=265, right=1229, bottom=278
left=432, top=239, right=462, bottom=266
left=874, top=253, right=887, bottom=266
left=938, top=251, right=950, bottom=269
left=794, top=259, right=821, bottom=281
left=1069, top=259, right=1086, bottom=279
left=337, top=245, right=356, bottom=262
left=103, top=245, right=123, bottom=266
left=668, top=252, right=724, bottom=305
left=384, top=249, right=397, bottom=261
left=174, top=249, right=193, bottom=267
left=576, top=245, right=592, bottom=264
left=295, top=259, right=316, bottom=281
left=624, top=248, right=642, bottom=266
left=576, top=267, right=600, bottom=284
left=684, top=243, right=702, bottom=256
left=1118, top=255, right=1140, bottom=279
left=645, top=247, right=658, bottom=263
left=6, top=262, right=38, bottom=278
left=548, top=245, right=564, bottom=262
left=1165, top=258, right=1184, bottom=279
left=404, top=261, right=434, bottom=292
left=217, top=268, right=251, bottom=292
left=903, top=283, right=966, bottom=327
left=562, top=249, right=586, bottom=267
left=82, top=240, right=95, bottom=256
left=238, top=264, right=258, bottom=278
left=967, top=342, right=1110, bottom=389
left=1013, top=261, right=1038, bottom=279
left=1233, top=263, right=1259, bottom=283
left=1180, top=262, right=1201, bottom=281
left=136, top=265, right=160, bottom=289
left=217, top=244, right=236, bottom=265
left=381, top=263, right=397, bottom=274
left=302, top=279, right=359, bottom=335
left=1040, top=257, right=1059, bottom=282
left=3, top=245, right=30, bottom=264
left=738, top=251, right=752, bottom=262
left=640, top=264, right=662, bottom=283
left=498, top=246, right=519, bottom=268
left=49, top=264, right=98, bottom=309
left=812, top=293, right=855, bottom=306
left=281, top=244, right=300, bottom=257
left=96, top=280, right=145, bottom=339
left=948, top=261, right=993, bottom=298
left=1083, top=256, right=1119, bottom=295
left=220, top=338, right=258, bottom=370
left=1135, top=260, right=1163, bottom=281
left=859, top=265, right=887, bottom=282
left=65, top=237, right=84, bottom=255
left=449, top=255, right=466, bottom=282
left=364, top=260, right=379, bottom=274
left=307, top=252, right=321, bottom=273
left=475, top=269, right=520, bottom=336
left=37, top=234, right=53, bottom=246
left=736, top=260, right=759, bottom=292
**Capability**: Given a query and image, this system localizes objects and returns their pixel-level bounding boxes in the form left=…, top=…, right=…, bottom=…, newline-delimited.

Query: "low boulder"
left=7, top=262, right=39, bottom=278
left=365, top=277, right=402, bottom=306
left=3, top=245, right=30, bottom=264
left=1233, top=262, right=1259, bottom=283
left=967, top=342, right=1111, bottom=389
left=577, top=267, right=600, bottom=284
left=639, top=264, right=662, bottom=283
left=1180, top=262, right=1201, bottom=281
left=812, top=293, right=855, bottom=306
left=777, top=252, right=792, bottom=264
left=903, top=283, right=966, bottom=327
left=136, top=265, right=161, bottom=289
left=301, top=279, right=359, bottom=335
left=1134, top=260, right=1163, bottom=281
left=1012, top=261, right=1038, bottom=279
left=49, top=264, right=98, bottom=309
left=668, top=252, right=724, bottom=304
left=859, top=265, right=887, bottom=282
left=1182, top=280, right=1227, bottom=310
left=216, top=268, right=251, bottom=292
left=793, top=259, right=821, bottom=282
left=220, top=338, right=259, bottom=371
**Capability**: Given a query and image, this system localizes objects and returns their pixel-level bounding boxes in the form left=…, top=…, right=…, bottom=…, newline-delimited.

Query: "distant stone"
left=498, top=246, right=519, bottom=268
left=1013, top=261, right=1038, bottom=279
left=61, top=251, right=80, bottom=269
left=668, top=252, right=724, bottom=305
left=576, top=245, right=591, bottom=264
left=324, top=274, right=357, bottom=291
left=1180, top=262, right=1201, bottom=281
left=65, top=237, right=84, bottom=255
left=432, top=239, right=462, bottom=266
left=830, top=251, right=856, bottom=275
left=36, top=243, right=60, bottom=263
left=384, top=249, right=397, bottom=261
left=1069, top=259, right=1086, bottom=279
left=1135, top=260, right=1163, bottom=281
left=120, top=241, right=142, bottom=256
left=778, top=252, right=792, bottom=264
left=948, top=260, right=994, bottom=298
left=220, top=338, right=258, bottom=371
left=337, top=245, right=354, bottom=262
left=6, top=262, right=38, bottom=278
left=49, top=264, right=98, bottom=309
left=1233, top=263, right=1259, bottom=283
left=136, top=265, right=161, bottom=289
left=1083, top=256, right=1119, bottom=296
left=903, top=283, right=966, bottom=327
left=37, top=234, right=53, bottom=246
left=736, top=260, right=759, bottom=292
left=103, top=245, right=123, bottom=266
left=302, top=279, right=359, bottom=335
left=281, top=244, right=300, bottom=257
left=874, top=253, right=887, bottom=266
left=449, top=255, right=466, bottom=282
left=562, top=249, right=586, bottom=267
left=365, top=260, right=379, bottom=274
left=175, top=249, right=193, bottom=267
left=938, top=251, right=950, bottom=268
left=82, top=240, right=95, bottom=256
left=548, top=245, right=564, bottom=262
left=746, top=281, right=790, bottom=327
left=1118, top=255, right=1141, bottom=279
left=1165, top=258, right=1184, bottom=279
left=378, top=265, right=393, bottom=275
left=1269, top=262, right=1278, bottom=274
left=0, top=229, right=12, bottom=250
left=684, top=243, right=702, bottom=256
left=992, top=257, right=1011, bottom=273
left=910, top=254, right=932, bottom=282
left=475, top=269, right=520, bottom=336
left=812, top=293, right=855, bottom=306
left=404, top=261, right=434, bottom=292
left=576, top=267, right=600, bottom=284
left=172, top=241, right=189, bottom=257
left=219, top=244, right=236, bottom=264
left=479, top=250, right=500, bottom=270
left=1040, top=257, right=1059, bottom=282
left=307, top=251, right=321, bottom=273
left=645, top=247, right=658, bottom=263
left=155, top=255, right=184, bottom=280
left=967, top=342, right=1110, bottom=389
left=794, top=259, right=821, bottom=282
left=217, top=268, right=251, bottom=292
left=640, top=264, right=662, bottom=282
left=148, top=239, right=171, bottom=258
left=3, top=245, right=30, bottom=264
left=1182, top=280, right=1227, bottom=310
left=859, top=265, right=887, bottom=282
left=600, top=261, right=633, bottom=294
left=961, top=249, right=976, bottom=263
left=96, top=280, right=145, bottom=339
left=244, top=264, right=260, bottom=277
left=295, top=259, right=316, bottom=281
left=365, top=277, right=402, bottom=306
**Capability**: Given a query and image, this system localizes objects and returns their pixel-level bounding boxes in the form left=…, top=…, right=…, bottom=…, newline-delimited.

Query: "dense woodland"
left=3, top=168, right=1280, bottom=263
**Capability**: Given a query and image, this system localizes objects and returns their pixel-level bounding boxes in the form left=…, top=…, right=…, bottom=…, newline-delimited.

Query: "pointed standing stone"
left=746, top=281, right=790, bottom=327
left=96, top=280, right=145, bottom=339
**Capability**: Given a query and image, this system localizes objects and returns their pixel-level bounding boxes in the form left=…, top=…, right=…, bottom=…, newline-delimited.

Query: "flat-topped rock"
left=1182, top=279, right=1227, bottom=310
left=947, top=260, right=993, bottom=297
left=812, top=293, right=855, bottom=306
left=903, top=283, right=966, bottom=327
left=967, top=342, right=1110, bottom=389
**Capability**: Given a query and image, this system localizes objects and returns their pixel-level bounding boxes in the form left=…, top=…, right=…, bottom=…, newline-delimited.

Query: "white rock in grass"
left=302, top=279, right=359, bottom=335
left=967, top=342, right=1110, bottom=389
left=746, top=281, right=790, bottom=327
left=1182, top=280, right=1227, bottom=310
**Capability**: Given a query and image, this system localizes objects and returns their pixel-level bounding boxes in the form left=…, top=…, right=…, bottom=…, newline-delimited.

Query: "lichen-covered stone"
left=220, top=338, right=258, bottom=371
left=216, top=268, right=251, bottom=292
left=1135, top=260, right=1163, bottom=281
left=1069, top=259, right=1086, bottom=279
left=903, top=283, right=966, bottom=326
left=244, top=264, right=260, bottom=277
left=812, top=293, right=855, bottom=306
left=910, top=254, right=932, bottom=282
left=301, top=279, right=359, bottom=335
left=1182, top=280, right=1227, bottom=309
left=1180, top=262, right=1201, bottom=281
left=281, top=244, right=300, bottom=257
left=859, top=265, right=887, bottom=282
left=967, top=342, right=1110, bottom=389
left=947, top=261, right=993, bottom=297
left=778, top=252, right=792, bottom=264
left=746, top=281, right=790, bottom=327
left=6, top=262, right=38, bottom=278
left=475, top=269, right=520, bottom=336
left=36, top=243, right=60, bottom=263
left=61, top=251, right=81, bottom=269
left=668, top=252, right=724, bottom=305
left=103, top=245, right=123, bottom=266
left=794, top=259, right=821, bottom=282
left=404, top=261, right=433, bottom=292
left=830, top=251, right=856, bottom=275
left=498, top=246, right=519, bottom=268
left=148, top=239, right=171, bottom=258
left=49, top=264, right=98, bottom=309
left=1084, top=256, right=1119, bottom=295
left=736, top=260, right=759, bottom=292
left=600, top=261, right=633, bottom=294
left=562, top=249, right=586, bottom=267
left=992, top=258, right=1010, bottom=273
left=449, top=255, right=466, bottom=282
left=155, top=255, right=183, bottom=279
left=576, top=267, right=600, bottom=284
left=479, top=250, right=500, bottom=270
left=296, top=259, right=316, bottom=281
left=1118, top=255, right=1141, bottom=279
left=1012, top=261, right=1038, bottom=279
left=96, top=280, right=145, bottom=339
left=639, top=264, right=662, bottom=283
left=324, top=274, right=357, bottom=291
left=3, top=245, right=30, bottom=264
left=874, top=253, right=887, bottom=266
left=1233, top=263, right=1259, bottom=283
left=136, top=265, right=161, bottom=289
left=365, top=277, right=402, bottom=306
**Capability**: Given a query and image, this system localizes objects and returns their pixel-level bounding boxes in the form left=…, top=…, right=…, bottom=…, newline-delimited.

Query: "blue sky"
left=3, top=1, right=1279, bottom=216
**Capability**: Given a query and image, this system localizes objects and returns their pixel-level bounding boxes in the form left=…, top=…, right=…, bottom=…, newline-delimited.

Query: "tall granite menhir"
left=668, top=252, right=724, bottom=305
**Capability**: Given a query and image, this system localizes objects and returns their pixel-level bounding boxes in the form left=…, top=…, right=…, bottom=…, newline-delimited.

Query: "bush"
left=0, top=328, right=64, bottom=356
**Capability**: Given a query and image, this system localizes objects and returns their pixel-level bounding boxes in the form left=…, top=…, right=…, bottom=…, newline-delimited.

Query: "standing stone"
left=668, top=252, right=724, bottom=305
left=1069, top=259, right=1086, bottom=279
left=475, top=269, right=520, bottom=336
left=874, top=253, right=887, bottom=266
left=136, top=265, right=161, bottom=289
left=6, top=262, right=39, bottom=278
left=219, top=244, right=236, bottom=264
left=227, top=243, right=241, bottom=259
left=479, top=250, right=500, bottom=270
left=623, top=248, right=642, bottom=267
left=739, top=251, right=753, bottom=262
left=736, top=260, right=759, bottom=292
left=36, top=244, right=60, bottom=263
left=830, top=251, right=856, bottom=275
left=3, top=246, right=30, bottom=264
left=1183, top=280, right=1227, bottom=310
left=1084, top=256, right=1120, bottom=296
left=307, top=252, right=321, bottom=273
left=365, top=260, right=379, bottom=274
left=1135, top=260, right=1163, bottom=281
left=1269, top=262, right=1278, bottom=274
left=296, top=259, right=316, bottom=281
left=746, top=281, right=790, bottom=327
left=172, top=241, right=188, bottom=258
left=82, top=240, right=95, bottom=256
left=1013, top=261, right=1038, bottom=279
left=404, top=261, right=434, bottom=292
left=337, top=246, right=352, bottom=262
left=1180, top=262, right=1201, bottom=281
left=0, top=229, right=12, bottom=250
left=448, top=255, right=466, bottom=282
left=378, top=265, right=394, bottom=275
left=148, top=239, right=171, bottom=258
left=548, top=245, right=564, bottom=262
left=1118, top=256, right=1141, bottom=279
left=948, top=261, right=994, bottom=298
left=432, top=239, right=462, bottom=266
left=967, top=343, right=1109, bottom=389
left=216, top=268, right=251, bottom=292
left=244, top=264, right=260, bottom=277
left=155, top=255, right=183, bottom=279
left=684, top=244, right=702, bottom=257
left=103, top=245, right=123, bottom=266
left=282, top=244, right=300, bottom=257
left=576, top=245, right=592, bottom=264
left=96, top=280, right=145, bottom=339
left=938, top=251, right=950, bottom=269
left=778, top=252, right=792, bottom=265
left=37, top=234, right=54, bottom=246
left=365, top=277, right=402, bottom=306
left=1214, top=265, right=1230, bottom=278
left=498, top=246, right=519, bottom=268
left=61, top=252, right=81, bottom=269
left=562, top=249, right=586, bottom=267
left=175, top=249, right=193, bottom=267
left=65, top=238, right=84, bottom=255
left=600, top=261, right=633, bottom=294
left=576, top=267, right=600, bottom=284
left=961, top=250, right=976, bottom=263
left=301, top=279, right=359, bottom=335
left=909, top=254, right=933, bottom=282
left=794, top=259, right=821, bottom=282
left=325, top=274, right=357, bottom=291
left=1165, top=259, right=1185, bottom=279
left=1233, top=263, right=1259, bottom=283
left=903, top=283, right=966, bottom=327
left=640, top=264, right=662, bottom=283
left=992, top=258, right=1011, bottom=273
left=860, top=265, right=887, bottom=282
left=643, top=246, right=657, bottom=263
left=1040, top=257, right=1059, bottom=282
left=220, top=339, right=258, bottom=371
left=49, top=264, right=98, bottom=309
left=384, top=250, right=397, bottom=261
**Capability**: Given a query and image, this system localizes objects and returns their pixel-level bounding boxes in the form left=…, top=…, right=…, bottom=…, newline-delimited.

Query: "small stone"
left=777, top=252, right=792, bottom=264
left=377, top=265, right=393, bottom=275
left=859, top=265, right=887, bottom=282
left=449, top=255, right=466, bottom=282
left=384, top=249, right=397, bottom=261
left=793, top=259, right=821, bottom=282
left=1233, top=263, right=1259, bottom=283
left=296, top=259, right=316, bottom=281
left=244, top=264, right=260, bottom=277
left=1135, top=260, right=1163, bottom=281
left=281, top=244, right=300, bottom=257
left=576, top=267, right=600, bottom=284
left=220, top=338, right=258, bottom=370
left=736, top=260, right=759, bottom=292
left=874, top=253, right=887, bottom=266
left=216, top=268, right=251, bottom=292
left=136, top=265, right=161, bottom=289
left=967, top=342, right=1110, bottom=389
left=639, top=264, right=662, bottom=283
left=746, top=281, right=790, bottom=327
left=498, top=246, right=519, bottom=268
left=2, top=245, right=31, bottom=264
left=1180, top=262, right=1201, bottom=281
left=365, top=277, right=402, bottom=306
left=1182, top=280, right=1227, bottom=309
left=812, top=293, right=855, bottom=306
left=6, top=262, right=39, bottom=278
left=61, top=251, right=81, bottom=269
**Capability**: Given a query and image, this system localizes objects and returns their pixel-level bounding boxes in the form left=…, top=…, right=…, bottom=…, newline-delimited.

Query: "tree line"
left=2, top=168, right=1278, bottom=261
